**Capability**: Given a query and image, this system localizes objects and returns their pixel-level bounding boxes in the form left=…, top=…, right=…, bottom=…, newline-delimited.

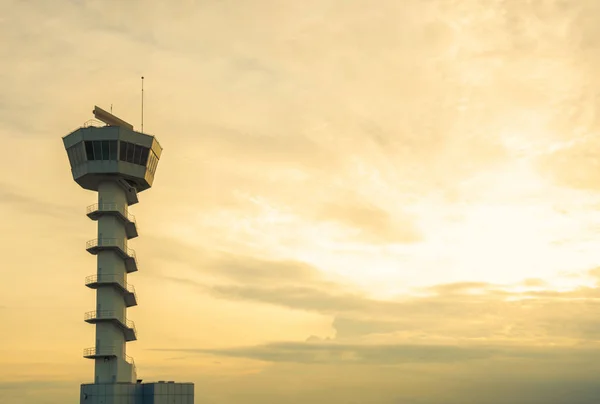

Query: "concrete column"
left=94, top=181, right=131, bottom=383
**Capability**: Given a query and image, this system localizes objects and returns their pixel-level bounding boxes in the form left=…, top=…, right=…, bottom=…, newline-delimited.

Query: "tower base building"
left=63, top=106, right=194, bottom=404
left=81, top=381, right=194, bottom=404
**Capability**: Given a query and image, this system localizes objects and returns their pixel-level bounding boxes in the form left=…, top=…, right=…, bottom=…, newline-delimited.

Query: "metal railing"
left=86, top=203, right=137, bottom=225
left=83, top=347, right=137, bottom=373
left=83, top=346, right=117, bottom=357
left=85, top=274, right=137, bottom=300
left=125, top=353, right=137, bottom=377
left=86, top=238, right=137, bottom=260
left=126, top=318, right=136, bottom=334
left=83, top=310, right=137, bottom=335
left=84, top=310, right=115, bottom=321
left=68, top=119, right=107, bottom=134
left=83, top=119, right=107, bottom=128
left=125, top=353, right=135, bottom=366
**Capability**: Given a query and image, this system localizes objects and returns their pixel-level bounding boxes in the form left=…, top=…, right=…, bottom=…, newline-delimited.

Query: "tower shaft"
left=93, top=181, right=136, bottom=383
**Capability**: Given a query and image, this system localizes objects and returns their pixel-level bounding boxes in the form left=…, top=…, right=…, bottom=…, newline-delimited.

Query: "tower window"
left=140, top=147, right=149, bottom=166
left=133, top=145, right=142, bottom=165
left=93, top=141, right=102, bottom=160
left=109, top=140, right=118, bottom=160
left=84, top=140, right=118, bottom=161
left=126, top=142, right=135, bottom=162
left=119, top=141, right=128, bottom=161
left=119, top=141, right=150, bottom=167
left=101, top=141, right=110, bottom=160
left=85, top=141, right=95, bottom=161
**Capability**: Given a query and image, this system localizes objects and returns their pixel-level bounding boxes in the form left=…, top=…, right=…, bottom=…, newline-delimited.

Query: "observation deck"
left=82, top=348, right=137, bottom=376
left=83, top=347, right=135, bottom=365
left=87, top=203, right=138, bottom=239
left=84, top=310, right=138, bottom=341
left=85, top=274, right=138, bottom=307
left=86, top=238, right=138, bottom=273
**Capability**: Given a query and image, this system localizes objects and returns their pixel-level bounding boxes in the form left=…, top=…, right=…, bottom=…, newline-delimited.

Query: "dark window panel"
left=126, top=142, right=135, bottom=163
left=101, top=141, right=110, bottom=161
left=140, top=147, right=150, bottom=166
left=120, top=141, right=128, bottom=161
left=93, top=141, right=102, bottom=160
left=108, top=140, right=117, bottom=160
left=133, top=145, right=142, bottom=165
left=85, top=141, right=94, bottom=161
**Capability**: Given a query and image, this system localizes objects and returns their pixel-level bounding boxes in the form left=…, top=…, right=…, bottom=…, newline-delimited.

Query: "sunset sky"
left=3, top=0, right=600, bottom=403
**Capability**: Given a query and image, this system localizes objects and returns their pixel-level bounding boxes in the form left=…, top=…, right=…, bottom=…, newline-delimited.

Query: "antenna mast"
left=141, top=76, right=144, bottom=133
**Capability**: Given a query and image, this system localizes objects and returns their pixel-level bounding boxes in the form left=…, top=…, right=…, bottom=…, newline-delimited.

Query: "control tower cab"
left=64, top=106, right=162, bottom=202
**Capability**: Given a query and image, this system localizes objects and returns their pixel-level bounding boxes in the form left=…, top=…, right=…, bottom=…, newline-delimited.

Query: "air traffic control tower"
left=63, top=106, right=194, bottom=404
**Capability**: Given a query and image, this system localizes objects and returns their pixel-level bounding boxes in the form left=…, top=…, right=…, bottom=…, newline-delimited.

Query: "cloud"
left=332, top=317, right=407, bottom=339
left=143, top=236, right=337, bottom=284
left=536, top=138, right=600, bottom=191
left=0, top=380, right=74, bottom=391
left=0, top=380, right=77, bottom=404
left=154, top=341, right=522, bottom=365
left=316, top=199, right=422, bottom=244
left=425, top=282, right=493, bottom=295
left=158, top=256, right=600, bottom=343
left=207, top=283, right=377, bottom=315
left=197, top=123, right=329, bottom=169
left=211, top=256, right=323, bottom=285
left=154, top=339, right=600, bottom=366
left=520, top=278, right=548, bottom=287
left=0, top=182, right=74, bottom=218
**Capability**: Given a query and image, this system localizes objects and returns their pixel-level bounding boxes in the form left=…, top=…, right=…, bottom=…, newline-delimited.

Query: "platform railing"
left=125, top=353, right=137, bottom=377
left=125, top=353, right=135, bottom=367
left=125, top=318, right=137, bottom=336
left=68, top=119, right=107, bottom=134
left=83, top=119, right=106, bottom=128
left=85, top=274, right=137, bottom=301
left=83, top=346, right=117, bottom=357
left=84, top=310, right=116, bottom=321
left=86, top=238, right=137, bottom=259
left=83, top=347, right=136, bottom=371
left=84, top=310, right=137, bottom=335
left=86, top=203, right=137, bottom=225
left=127, top=246, right=136, bottom=261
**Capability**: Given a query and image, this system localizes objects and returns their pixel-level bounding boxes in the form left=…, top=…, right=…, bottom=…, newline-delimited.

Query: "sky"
left=2, top=0, right=600, bottom=403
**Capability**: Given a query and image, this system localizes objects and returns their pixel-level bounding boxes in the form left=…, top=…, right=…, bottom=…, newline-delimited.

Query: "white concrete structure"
left=80, top=381, right=194, bottom=404
left=64, top=107, right=194, bottom=404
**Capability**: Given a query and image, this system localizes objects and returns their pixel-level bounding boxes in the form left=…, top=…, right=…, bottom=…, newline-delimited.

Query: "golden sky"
left=2, top=0, right=600, bottom=403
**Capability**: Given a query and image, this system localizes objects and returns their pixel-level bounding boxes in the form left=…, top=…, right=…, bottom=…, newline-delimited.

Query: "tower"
left=63, top=106, right=194, bottom=403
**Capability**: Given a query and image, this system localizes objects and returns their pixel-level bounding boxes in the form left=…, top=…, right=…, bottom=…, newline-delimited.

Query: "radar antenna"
left=141, top=76, right=144, bottom=133
left=93, top=106, right=133, bottom=130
